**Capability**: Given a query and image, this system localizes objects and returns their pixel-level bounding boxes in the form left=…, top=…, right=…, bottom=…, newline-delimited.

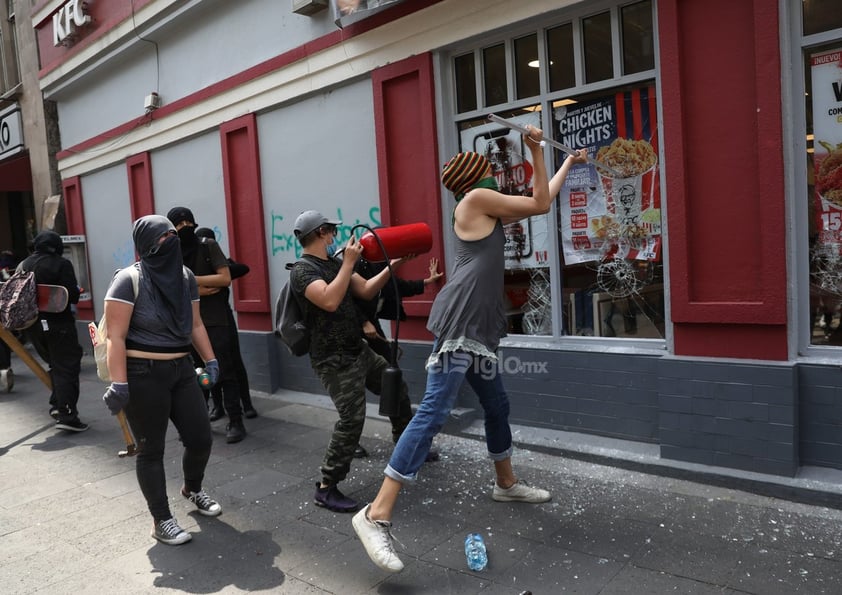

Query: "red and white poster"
left=811, top=48, right=842, bottom=255
left=556, top=87, right=661, bottom=265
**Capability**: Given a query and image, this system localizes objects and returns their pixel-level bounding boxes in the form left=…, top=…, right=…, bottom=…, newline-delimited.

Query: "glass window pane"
left=806, top=43, right=842, bottom=345
left=553, top=85, right=664, bottom=338
left=583, top=11, right=614, bottom=84
left=483, top=43, right=508, bottom=107
left=621, top=1, right=654, bottom=75
left=803, top=0, right=842, bottom=37
left=454, top=52, right=477, bottom=113
left=547, top=23, right=575, bottom=92
left=514, top=34, right=540, bottom=99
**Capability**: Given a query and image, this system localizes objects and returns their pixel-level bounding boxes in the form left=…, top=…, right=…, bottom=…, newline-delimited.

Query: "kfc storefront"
left=28, top=0, right=842, bottom=477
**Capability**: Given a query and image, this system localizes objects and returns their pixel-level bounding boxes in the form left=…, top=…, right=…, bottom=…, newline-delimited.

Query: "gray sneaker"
left=352, top=504, right=404, bottom=573
left=492, top=480, right=551, bottom=503
left=182, top=488, right=222, bottom=517
left=151, top=517, right=191, bottom=545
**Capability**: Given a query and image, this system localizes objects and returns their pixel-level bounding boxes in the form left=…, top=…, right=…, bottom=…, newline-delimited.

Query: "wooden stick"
left=0, top=325, right=52, bottom=390
left=116, top=410, right=138, bottom=457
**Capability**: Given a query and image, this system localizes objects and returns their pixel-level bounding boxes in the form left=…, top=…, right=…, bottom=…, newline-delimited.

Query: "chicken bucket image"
left=595, top=138, right=659, bottom=251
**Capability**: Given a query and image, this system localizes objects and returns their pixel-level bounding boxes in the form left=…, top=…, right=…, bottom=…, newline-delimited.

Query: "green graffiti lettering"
left=270, top=206, right=380, bottom=258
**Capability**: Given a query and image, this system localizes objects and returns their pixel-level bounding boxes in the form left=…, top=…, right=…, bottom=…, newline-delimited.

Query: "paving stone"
left=2, top=357, right=842, bottom=594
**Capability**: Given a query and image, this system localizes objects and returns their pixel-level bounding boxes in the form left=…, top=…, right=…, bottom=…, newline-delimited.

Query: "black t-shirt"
left=186, top=238, right=230, bottom=327
left=290, top=254, right=364, bottom=364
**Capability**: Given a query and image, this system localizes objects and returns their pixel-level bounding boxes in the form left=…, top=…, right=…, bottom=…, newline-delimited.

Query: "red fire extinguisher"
left=358, top=222, right=433, bottom=262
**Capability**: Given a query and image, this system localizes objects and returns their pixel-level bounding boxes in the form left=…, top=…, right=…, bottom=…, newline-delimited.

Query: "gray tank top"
left=426, top=220, right=507, bottom=364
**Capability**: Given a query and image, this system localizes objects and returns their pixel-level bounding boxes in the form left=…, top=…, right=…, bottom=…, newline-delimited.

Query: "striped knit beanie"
left=441, top=152, right=491, bottom=198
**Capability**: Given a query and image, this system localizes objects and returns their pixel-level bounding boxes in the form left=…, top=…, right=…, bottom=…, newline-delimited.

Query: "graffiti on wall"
left=113, top=239, right=136, bottom=269
left=270, top=207, right=381, bottom=259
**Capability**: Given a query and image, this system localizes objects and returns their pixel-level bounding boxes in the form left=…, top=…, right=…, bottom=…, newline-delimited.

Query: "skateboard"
left=37, top=284, right=69, bottom=313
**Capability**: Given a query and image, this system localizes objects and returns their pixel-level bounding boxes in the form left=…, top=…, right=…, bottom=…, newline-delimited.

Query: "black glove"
left=204, top=359, right=220, bottom=388
left=103, top=382, right=130, bottom=415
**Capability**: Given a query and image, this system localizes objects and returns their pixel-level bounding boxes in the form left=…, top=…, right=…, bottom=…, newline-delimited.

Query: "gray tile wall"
left=798, top=365, right=842, bottom=469
left=249, top=332, right=842, bottom=478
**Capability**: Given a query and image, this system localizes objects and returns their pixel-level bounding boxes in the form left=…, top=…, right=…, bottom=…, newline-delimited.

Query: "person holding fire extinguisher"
left=288, top=210, right=415, bottom=514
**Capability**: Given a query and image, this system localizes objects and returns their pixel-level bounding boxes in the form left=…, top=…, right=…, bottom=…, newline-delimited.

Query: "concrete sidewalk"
left=2, top=354, right=842, bottom=594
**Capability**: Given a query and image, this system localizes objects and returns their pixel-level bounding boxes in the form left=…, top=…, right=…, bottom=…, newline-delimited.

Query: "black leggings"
left=126, top=355, right=213, bottom=522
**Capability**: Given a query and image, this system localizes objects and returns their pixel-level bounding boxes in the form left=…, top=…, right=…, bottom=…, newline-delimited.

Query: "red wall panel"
left=659, top=0, right=787, bottom=359
left=126, top=152, right=155, bottom=221
left=61, top=176, right=93, bottom=318
left=219, top=114, right=271, bottom=331
left=372, top=53, right=442, bottom=341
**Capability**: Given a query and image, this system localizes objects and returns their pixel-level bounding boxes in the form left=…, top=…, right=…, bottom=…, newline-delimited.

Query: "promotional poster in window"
left=459, top=112, right=547, bottom=270
left=811, top=48, right=842, bottom=264
left=555, top=86, right=661, bottom=265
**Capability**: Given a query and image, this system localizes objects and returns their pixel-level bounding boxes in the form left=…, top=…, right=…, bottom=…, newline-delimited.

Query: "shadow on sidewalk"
left=148, top=514, right=285, bottom=592
left=0, top=421, right=58, bottom=456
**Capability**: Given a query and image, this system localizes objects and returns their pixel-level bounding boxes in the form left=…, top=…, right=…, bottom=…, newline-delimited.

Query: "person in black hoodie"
left=18, top=231, right=86, bottom=431
left=166, top=207, right=246, bottom=444
left=355, top=256, right=443, bottom=362
left=353, top=256, right=443, bottom=460
left=194, top=226, right=257, bottom=419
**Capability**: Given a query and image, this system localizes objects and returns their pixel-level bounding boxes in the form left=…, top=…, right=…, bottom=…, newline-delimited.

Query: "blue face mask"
left=326, top=241, right=337, bottom=257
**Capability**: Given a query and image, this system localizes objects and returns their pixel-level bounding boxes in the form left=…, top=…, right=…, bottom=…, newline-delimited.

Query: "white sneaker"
left=0, top=368, right=12, bottom=393
left=352, top=504, right=404, bottom=573
left=492, top=480, right=551, bottom=503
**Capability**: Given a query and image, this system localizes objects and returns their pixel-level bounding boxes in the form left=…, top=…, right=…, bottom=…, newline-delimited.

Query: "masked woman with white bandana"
left=102, top=215, right=222, bottom=545
left=353, top=125, right=588, bottom=572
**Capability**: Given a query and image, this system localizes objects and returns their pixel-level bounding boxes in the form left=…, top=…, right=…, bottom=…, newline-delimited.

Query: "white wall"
left=151, top=132, right=227, bottom=252
left=80, top=164, right=133, bottom=319
left=52, top=0, right=340, bottom=148
left=258, top=80, right=381, bottom=293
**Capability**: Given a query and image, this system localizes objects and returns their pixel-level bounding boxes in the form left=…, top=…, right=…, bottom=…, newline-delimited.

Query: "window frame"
left=787, top=1, right=842, bottom=362
left=435, top=0, right=666, bottom=353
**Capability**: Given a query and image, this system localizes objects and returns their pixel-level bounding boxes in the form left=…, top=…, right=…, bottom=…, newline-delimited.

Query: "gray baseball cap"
left=293, top=210, right=342, bottom=238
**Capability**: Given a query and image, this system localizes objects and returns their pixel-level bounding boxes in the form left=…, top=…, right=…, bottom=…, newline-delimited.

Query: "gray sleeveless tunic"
left=426, top=220, right=507, bottom=365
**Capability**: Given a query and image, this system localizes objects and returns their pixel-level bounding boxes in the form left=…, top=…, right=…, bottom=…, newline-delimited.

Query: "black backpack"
left=274, top=260, right=317, bottom=356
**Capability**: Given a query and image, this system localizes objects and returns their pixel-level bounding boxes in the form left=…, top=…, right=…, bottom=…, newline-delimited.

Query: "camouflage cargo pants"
left=312, top=343, right=412, bottom=485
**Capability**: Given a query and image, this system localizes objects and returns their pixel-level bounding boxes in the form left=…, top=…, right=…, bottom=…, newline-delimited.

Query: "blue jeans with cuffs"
left=385, top=345, right=513, bottom=483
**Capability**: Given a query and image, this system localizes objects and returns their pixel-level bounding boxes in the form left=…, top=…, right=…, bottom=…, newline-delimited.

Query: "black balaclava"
left=132, top=215, right=192, bottom=337
left=194, top=227, right=215, bottom=241
left=166, top=206, right=199, bottom=269
left=32, top=231, right=64, bottom=256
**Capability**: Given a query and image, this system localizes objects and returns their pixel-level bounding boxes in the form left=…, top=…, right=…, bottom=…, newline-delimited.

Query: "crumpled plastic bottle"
left=195, top=367, right=212, bottom=388
left=464, top=532, right=488, bottom=571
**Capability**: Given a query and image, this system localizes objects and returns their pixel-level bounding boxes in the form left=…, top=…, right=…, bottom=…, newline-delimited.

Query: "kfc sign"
left=53, top=0, right=91, bottom=47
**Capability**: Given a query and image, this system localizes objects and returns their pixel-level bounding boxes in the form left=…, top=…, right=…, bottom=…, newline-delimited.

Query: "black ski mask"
left=166, top=206, right=199, bottom=268
left=177, top=225, right=199, bottom=268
